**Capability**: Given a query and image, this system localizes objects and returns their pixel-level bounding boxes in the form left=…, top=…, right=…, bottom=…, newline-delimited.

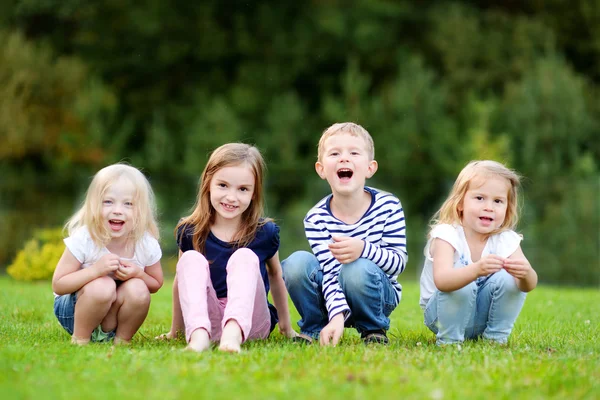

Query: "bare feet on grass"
left=114, top=337, right=131, bottom=346
left=186, top=328, right=210, bottom=353
left=71, top=336, right=90, bottom=346
left=219, top=320, right=243, bottom=353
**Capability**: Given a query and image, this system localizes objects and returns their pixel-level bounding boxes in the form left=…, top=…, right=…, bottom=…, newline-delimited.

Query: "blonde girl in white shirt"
left=52, top=163, right=163, bottom=345
left=419, top=160, right=537, bottom=345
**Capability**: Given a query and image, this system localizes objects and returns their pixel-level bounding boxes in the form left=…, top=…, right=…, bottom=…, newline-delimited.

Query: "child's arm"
left=432, top=239, right=504, bottom=292
left=330, top=199, right=408, bottom=277
left=117, top=259, right=164, bottom=293
left=157, top=251, right=184, bottom=340
left=266, top=252, right=296, bottom=338
left=304, top=219, right=350, bottom=320
left=305, top=218, right=348, bottom=346
left=503, top=246, right=537, bottom=292
left=52, top=249, right=120, bottom=295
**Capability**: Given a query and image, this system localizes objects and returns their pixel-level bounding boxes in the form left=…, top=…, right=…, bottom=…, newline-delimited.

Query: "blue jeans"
left=282, top=251, right=398, bottom=339
left=54, top=292, right=116, bottom=342
left=424, top=269, right=527, bottom=345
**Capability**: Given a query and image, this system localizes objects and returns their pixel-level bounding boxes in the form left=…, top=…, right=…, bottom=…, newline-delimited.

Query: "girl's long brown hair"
left=176, top=143, right=270, bottom=253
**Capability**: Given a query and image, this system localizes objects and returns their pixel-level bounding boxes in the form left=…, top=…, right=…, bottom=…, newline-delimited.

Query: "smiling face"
left=101, top=176, right=136, bottom=243
left=315, top=133, right=378, bottom=197
left=209, top=163, right=255, bottom=225
left=459, top=176, right=511, bottom=240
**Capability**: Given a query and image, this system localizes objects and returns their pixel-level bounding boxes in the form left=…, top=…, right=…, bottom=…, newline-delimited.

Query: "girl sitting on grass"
left=159, top=143, right=296, bottom=353
left=419, top=160, right=537, bottom=345
left=52, top=164, right=163, bottom=345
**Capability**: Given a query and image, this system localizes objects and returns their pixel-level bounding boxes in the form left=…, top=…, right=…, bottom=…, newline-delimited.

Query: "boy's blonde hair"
left=66, top=163, right=159, bottom=247
left=430, top=160, right=521, bottom=237
left=176, top=143, right=270, bottom=254
left=318, top=122, right=375, bottom=161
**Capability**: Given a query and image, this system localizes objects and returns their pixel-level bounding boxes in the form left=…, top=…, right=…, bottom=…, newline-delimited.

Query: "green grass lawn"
left=0, top=276, right=598, bottom=400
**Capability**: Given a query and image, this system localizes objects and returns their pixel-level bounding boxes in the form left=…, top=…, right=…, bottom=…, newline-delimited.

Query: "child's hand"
left=503, top=258, right=532, bottom=279
left=115, top=260, right=142, bottom=281
left=328, top=236, right=365, bottom=264
left=92, top=254, right=121, bottom=277
left=319, top=313, right=344, bottom=346
left=278, top=324, right=298, bottom=339
left=475, top=255, right=504, bottom=277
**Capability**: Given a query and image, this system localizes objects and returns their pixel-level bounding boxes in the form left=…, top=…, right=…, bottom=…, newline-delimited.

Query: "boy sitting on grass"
left=282, top=122, right=408, bottom=346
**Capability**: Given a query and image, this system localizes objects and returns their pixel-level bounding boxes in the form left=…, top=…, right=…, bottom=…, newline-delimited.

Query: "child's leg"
left=102, top=278, right=151, bottom=344
left=281, top=251, right=328, bottom=339
left=470, top=269, right=527, bottom=343
left=338, top=259, right=397, bottom=334
left=176, top=250, right=223, bottom=352
left=424, top=282, right=477, bottom=345
left=72, top=276, right=117, bottom=344
left=219, top=248, right=271, bottom=352
left=163, top=274, right=185, bottom=339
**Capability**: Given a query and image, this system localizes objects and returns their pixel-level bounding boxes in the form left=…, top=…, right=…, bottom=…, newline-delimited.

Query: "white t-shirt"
left=63, top=226, right=162, bottom=273
left=419, top=224, right=522, bottom=310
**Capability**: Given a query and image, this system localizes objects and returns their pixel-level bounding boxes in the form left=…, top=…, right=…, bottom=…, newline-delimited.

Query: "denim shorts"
left=54, top=292, right=116, bottom=342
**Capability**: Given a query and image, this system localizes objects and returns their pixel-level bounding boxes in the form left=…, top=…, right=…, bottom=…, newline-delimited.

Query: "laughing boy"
left=282, top=122, right=408, bottom=346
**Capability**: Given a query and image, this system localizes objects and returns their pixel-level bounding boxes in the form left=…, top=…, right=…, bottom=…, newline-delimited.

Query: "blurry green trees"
left=1, top=1, right=598, bottom=285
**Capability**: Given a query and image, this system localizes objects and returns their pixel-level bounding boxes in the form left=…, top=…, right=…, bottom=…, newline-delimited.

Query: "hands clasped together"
left=92, top=253, right=142, bottom=281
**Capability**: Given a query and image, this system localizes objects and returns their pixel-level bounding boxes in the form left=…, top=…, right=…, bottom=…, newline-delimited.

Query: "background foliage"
left=1, top=0, right=598, bottom=285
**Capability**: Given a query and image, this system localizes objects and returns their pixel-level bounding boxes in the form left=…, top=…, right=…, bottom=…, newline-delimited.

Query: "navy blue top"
left=177, top=221, right=280, bottom=331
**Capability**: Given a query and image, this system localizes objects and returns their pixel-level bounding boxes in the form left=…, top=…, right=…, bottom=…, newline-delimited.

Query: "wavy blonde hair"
left=429, top=160, right=521, bottom=238
left=317, top=122, right=375, bottom=161
left=176, top=143, right=270, bottom=253
left=66, top=163, right=159, bottom=247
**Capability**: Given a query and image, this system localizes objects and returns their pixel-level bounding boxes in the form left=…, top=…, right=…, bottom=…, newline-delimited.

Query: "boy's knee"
left=338, top=259, right=378, bottom=291
left=282, top=251, right=317, bottom=284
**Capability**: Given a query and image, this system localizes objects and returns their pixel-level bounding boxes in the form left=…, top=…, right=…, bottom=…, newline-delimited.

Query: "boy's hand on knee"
left=319, top=313, right=344, bottom=347
left=328, top=236, right=365, bottom=264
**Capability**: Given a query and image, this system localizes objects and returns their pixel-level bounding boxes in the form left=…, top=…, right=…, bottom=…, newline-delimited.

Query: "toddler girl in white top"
left=419, top=160, right=537, bottom=345
left=52, top=163, right=163, bottom=345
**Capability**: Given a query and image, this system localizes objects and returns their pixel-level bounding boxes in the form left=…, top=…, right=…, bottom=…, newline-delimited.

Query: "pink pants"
left=177, top=249, right=272, bottom=343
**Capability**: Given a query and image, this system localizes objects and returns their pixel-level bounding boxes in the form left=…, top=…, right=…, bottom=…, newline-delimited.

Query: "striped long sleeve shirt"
left=304, top=187, right=408, bottom=320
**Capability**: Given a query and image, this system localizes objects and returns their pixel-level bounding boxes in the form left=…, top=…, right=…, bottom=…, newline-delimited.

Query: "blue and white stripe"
left=304, top=187, right=408, bottom=320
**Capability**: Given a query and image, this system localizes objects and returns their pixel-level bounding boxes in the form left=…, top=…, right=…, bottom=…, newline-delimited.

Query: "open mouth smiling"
left=337, top=168, right=353, bottom=179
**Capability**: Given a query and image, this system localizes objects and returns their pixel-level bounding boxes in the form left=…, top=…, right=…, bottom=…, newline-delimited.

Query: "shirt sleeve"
left=142, top=233, right=162, bottom=266
left=425, top=224, right=460, bottom=262
left=264, top=222, right=280, bottom=260
left=304, top=216, right=349, bottom=320
left=63, top=228, right=89, bottom=264
left=176, top=224, right=194, bottom=252
left=496, top=230, right=523, bottom=258
left=359, top=198, right=408, bottom=278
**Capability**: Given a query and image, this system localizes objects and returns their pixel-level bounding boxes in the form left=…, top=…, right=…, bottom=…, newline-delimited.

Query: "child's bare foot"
left=219, top=320, right=243, bottom=353
left=71, top=336, right=90, bottom=346
left=114, top=337, right=131, bottom=346
left=186, top=328, right=210, bottom=352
